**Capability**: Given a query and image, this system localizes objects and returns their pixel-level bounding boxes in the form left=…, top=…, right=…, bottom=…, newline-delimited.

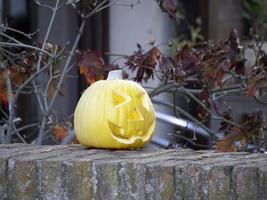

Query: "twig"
left=4, top=71, right=14, bottom=143
left=9, top=123, right=39, bottom=137
left=11, top=124, right=27, bottom=143
left=13, top=48, right=65, bottom=103
left=32, top=80, right=45, bottom=114
left=60, top=129, right=75, bottom=145
left=111, top=0, right=141, bottom=8
left=36, top=0, right=118, bottom=144
left=149, top=82, right=180, bottom=97
left=36, top=4, right=103, bottom=144
left=170, top=133, right=211, bottom=148
left=152, top=98, right=214, bottom=136
left=211, top=84, right=245, bottom=93
left=172, top=89, right=180, bottom=118
left=180, top=86, right=212, bottom=115
left=0, top=24, right=35, bottom=39
left=43, top=63, right=75, bottom=105
left=0, top=42, right=53, bottom=57
left=0, top=32, right=23, bottom=45
left=0, top=124, right=8, bottom=144
left=212, top=115, right=241, bottom=128
left=34, top=0, right=54, bottom=10
left=36, top=0, right=60, bottom=71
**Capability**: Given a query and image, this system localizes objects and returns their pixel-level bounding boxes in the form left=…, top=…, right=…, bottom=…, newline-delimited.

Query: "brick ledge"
left=0, top=143, right=267, bottom=200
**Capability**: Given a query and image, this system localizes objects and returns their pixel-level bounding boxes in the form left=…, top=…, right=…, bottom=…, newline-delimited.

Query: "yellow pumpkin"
left=74, top=70, right=156, bottom=149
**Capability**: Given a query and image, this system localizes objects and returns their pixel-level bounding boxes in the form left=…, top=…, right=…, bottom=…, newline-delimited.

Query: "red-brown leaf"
left=126, top=46, right=160, bottom=82
left=51, top=124, right=78, bottom=144
left=52, top=124, right=68, bottom=142
left=77, top=50, right=106, bottom=85
left=159, top=0, right=177, bottom=19
left=216, top=127, right=243, bottom=152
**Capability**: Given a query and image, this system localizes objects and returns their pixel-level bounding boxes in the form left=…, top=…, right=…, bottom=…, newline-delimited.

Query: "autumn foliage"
left=77, top=28, right=267, bottom=152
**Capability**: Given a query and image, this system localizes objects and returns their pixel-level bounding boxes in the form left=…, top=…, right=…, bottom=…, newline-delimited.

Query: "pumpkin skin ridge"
left=74, top=79, right=156, bottom=149
left=75, top=82, right=100, bottom=147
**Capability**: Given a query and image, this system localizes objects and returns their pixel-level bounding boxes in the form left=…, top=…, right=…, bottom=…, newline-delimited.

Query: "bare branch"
left=60, top=129, right=75, bottom=145
left=34, top=0, right=55, bottom=10
left=13, top=46, right=66, bottom=103
left=36, top=0, right=60, bottom=70
left=0, top=32, right=23, bottom=45
left=0, top=42, right=53, bottom=57
left=4, top=71, right=14, bottom=143
left=0, top=24, right=36, bottom=39
left=152, top=98, right=214, bottom=136
left=32, top=80, right=45, bottom=114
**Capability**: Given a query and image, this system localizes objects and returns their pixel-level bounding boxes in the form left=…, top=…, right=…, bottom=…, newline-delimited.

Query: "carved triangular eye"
left=127, top=108, right=144, bottom=121
left=112, top=90, right=130, bottom=107
left=136, top=91, right=150, bottom=112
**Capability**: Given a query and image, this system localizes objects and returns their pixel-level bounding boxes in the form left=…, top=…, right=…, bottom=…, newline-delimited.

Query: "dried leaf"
left=52, top=124, right=68, bottom=142
left=219, top=112, right=233, bottom=132
left=227, top=28, right=240, bottom=52
left=247, top=74, right=267, bottom=98
left=51, top=124, right=78, bottom=144
left=0, top=66, right=31, bottom=104
left=77, top=50, right=106, bottom=85
left=230, top=60, right=245, bottom=75
left=217, top=111, right=263, bottom=152
left=126, top=46, right=160, bottom=82
left=175, top=44, right=202, bottom=76
left=48, top=79, right=64, bottom=99
left=158, top=0, right=177, bottom=19
left=241, top=111, right=263, bottom=134
left=48, top=80, right=55, bottom=99
left=216, top=127, right=243, bottom=152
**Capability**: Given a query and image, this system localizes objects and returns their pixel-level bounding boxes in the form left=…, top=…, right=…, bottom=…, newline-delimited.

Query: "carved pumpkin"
left=74, top=70, right=156, bottom=149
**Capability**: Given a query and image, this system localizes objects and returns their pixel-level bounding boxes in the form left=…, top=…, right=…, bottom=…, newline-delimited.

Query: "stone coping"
left=0, top=143, right=267, bottom=200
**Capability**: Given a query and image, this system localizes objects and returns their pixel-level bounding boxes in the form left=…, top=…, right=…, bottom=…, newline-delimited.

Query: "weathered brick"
left=232, top=165, right=260, bottom=200
left=92, top=160, right=120, bottom=200
left=7, top=146, right=87, bottom=200
left=174, top=163, right=187, bottom=200
left=0, top=157, right=8, bottom=199
left=154, top=162, right=175, bottom=200
left=39, top=159, right=64, bottom=200
left=62, top=151, right=115, bottom=200
left=258, top=166, right=267, bottom=200
left=117, top=150, right=189, bottom=200
left=63, top=160, right=91, bottom=200
left=38, top=149, right=99, bottom=200
left=175, top=162, right=209, bottom=200
left=208, top=164, right=232, bottom=200
left=8, top=159, right=38, bottom=200
left=143, top=164, right=155, bottom=200
left=118, top=161, right=140, bottom=200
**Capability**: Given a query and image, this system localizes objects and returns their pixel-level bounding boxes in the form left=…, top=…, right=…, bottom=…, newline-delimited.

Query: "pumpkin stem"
left=107, top=70, right=123, bottom=80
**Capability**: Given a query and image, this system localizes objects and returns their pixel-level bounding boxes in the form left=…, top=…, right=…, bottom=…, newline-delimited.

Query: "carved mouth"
left=107, top=121, right=154, bottom=144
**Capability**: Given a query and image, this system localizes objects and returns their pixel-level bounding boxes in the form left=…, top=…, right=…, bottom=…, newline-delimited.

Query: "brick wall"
left=0, top=143, right=267, bottom=200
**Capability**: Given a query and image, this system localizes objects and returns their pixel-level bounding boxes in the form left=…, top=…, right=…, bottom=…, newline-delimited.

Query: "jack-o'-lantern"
left=74, top=70, right=156, bottom=149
